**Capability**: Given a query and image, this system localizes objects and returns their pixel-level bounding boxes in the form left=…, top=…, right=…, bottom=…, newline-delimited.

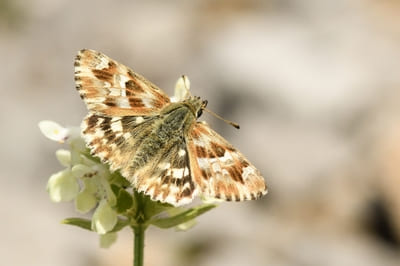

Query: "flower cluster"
left=39, top=120, right=216, bottom=248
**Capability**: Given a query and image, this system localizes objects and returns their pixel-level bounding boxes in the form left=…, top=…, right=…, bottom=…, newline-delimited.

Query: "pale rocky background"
left=2, top=0, right=400, bottom=265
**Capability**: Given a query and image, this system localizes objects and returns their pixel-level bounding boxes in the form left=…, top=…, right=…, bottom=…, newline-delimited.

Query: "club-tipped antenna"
left=204, top=108, right=240, bottom=129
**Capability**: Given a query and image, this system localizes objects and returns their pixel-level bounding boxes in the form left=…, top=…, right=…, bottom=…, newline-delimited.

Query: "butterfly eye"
left=197, top=100, right=208, bottom=118
left=197, top=109, right=203, bottom=118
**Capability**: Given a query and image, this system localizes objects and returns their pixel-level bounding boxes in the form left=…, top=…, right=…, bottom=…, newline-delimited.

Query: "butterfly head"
left=184, top=96, right=207, bottom=119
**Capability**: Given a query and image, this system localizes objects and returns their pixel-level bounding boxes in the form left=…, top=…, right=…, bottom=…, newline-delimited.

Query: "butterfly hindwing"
left=187, top=122, right=267, bottom=202
left=75, top=49, right=170, bottom=116
left=134, top=141, right=198, bottom=206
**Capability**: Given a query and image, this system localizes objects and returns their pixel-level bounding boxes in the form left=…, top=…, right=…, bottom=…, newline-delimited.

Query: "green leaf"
left=111, top=185, right=133, bottom=213
left=62, top=217, right=92, bottom=231
left=117, top=189, right=133, bottom=213
left=61, top=217, right=128, bottom=233
left=143, top=194, right=173, bottom=219
left=150, top=204, right=216, bottom=229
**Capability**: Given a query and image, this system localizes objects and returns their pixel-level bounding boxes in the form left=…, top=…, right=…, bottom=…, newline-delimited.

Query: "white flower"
left=92, top=199, right=118, bottom=234
left=47, top=170, right=79, bottom=202
left=38, top=120, right=70, bottom=143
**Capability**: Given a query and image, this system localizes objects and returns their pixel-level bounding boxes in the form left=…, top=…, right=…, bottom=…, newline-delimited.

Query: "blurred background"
left=2, top=0, right=400, bottom=265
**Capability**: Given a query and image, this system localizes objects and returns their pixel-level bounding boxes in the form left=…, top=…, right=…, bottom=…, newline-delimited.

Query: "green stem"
left=133, top=224, right=145, bottom=266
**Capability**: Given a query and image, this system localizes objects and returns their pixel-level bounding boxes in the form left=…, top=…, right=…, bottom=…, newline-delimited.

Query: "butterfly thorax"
left=130, top=96, right=204, bottom=172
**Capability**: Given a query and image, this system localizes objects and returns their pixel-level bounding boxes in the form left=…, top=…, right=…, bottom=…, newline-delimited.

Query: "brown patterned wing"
left=81, top=113, right=156, bottom=173
left=75, top=49, right=170, bottom=116
left=82, top=113, right=198, bottom=206
left=133, top=141, right=198, bottom=206
left=187, top=122, right=267, bottom=202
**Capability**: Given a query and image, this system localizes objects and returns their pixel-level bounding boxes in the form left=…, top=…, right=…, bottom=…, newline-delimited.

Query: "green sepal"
left=109, top=172, right=131, bottom=187
left=61, top=217, right=92, bottom=231
left=132, top=191, right=173, bottom=222
left=142, top=195, right=174, bottom=220
left=111, top=185, right=133, bottom=213
left=150, top=204, right=216, bottom=229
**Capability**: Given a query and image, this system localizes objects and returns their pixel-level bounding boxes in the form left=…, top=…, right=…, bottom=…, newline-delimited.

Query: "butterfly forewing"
left=75, top=49, right=170, bottom=116
left=187, top=122, right=267, bottom=202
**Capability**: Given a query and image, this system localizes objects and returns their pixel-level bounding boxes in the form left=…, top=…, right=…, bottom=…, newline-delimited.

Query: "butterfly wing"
left=81, top=113, right=156, bottom=173
left=75, top=49, right=170, bottom=116
left=187, top=122, right=267, bottom=201
left=82, top=113, right=198, bottom=206
left=133, top=141, right=198, bottom=206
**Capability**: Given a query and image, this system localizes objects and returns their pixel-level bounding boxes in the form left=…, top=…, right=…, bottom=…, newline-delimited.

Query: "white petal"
left=38, top=120, right=69, bottom=143
left=75, top=188, right=98, bottom=214
left=173, top=75, right=190, bottom=102
left=91, top=199, right=118, bottom=235
left=47, top=170, right=79, bottom=202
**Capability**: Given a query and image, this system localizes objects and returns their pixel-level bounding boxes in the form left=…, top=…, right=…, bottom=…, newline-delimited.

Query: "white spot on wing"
left=117, top=97, right=130, bottom=108
left=122, top=132, right=131, bottom=140
left=220, top=151, right=233, bottom=163
left=111, top=120, right=123, bottom=132
left=193, top=139, right=206, bottom=147
left=159, top=162, right=171, bottom=170
left=109, top=88, right=121, bottom=96
left=93, top=128, right=104, bottom=138
left=136, top=117, right=144, bottom=124
left=118, top=74, right=130, bottom=89
left=178, top=149, right=186, bottom=157
left=171, top=167, right=189, bottom=179
left=198, top=158, right=208, bottom=169
left=211, top=162, right=221, bottom=172
left=96, top=117, right=104, bottom=125
left=142, top=98, right=153, bottom=107
left=242, top=166, right=255, bottom=180
left=95, top=57, right=109, bottom=69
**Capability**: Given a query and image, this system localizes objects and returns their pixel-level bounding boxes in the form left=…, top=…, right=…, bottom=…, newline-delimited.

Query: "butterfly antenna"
left=204, top=108, right=240, bottom=129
